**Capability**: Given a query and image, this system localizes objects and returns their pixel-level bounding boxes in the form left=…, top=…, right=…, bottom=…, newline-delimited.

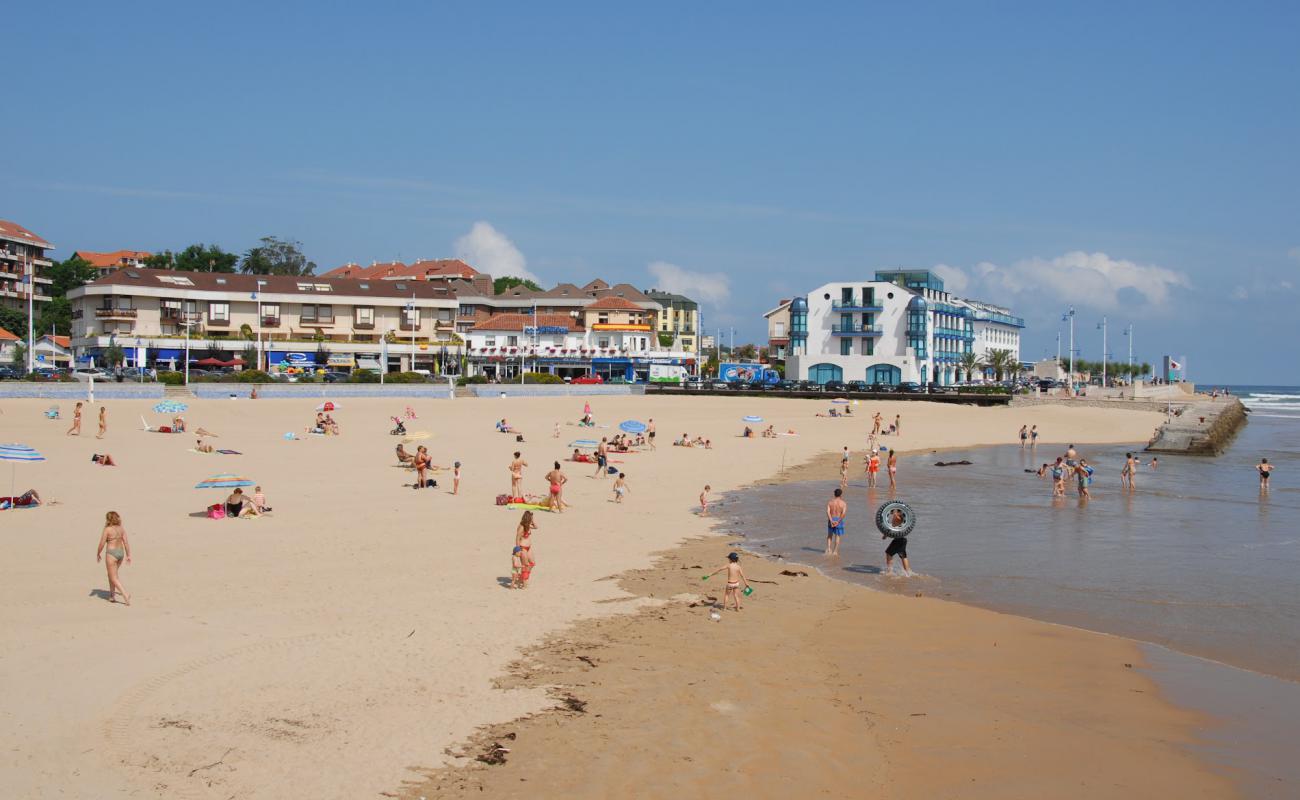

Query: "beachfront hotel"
left=65, top=268, right=697, bottom=379
left=784, top=270, right=1023, bottom=386
left=0, top=219, right=55, bottom=312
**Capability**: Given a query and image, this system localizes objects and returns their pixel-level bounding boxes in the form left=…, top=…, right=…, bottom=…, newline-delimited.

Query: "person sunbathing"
left=0, top=489, right=41, bottom=508
left=496, top=418, right=517, bottom=433
left=91, top=453, right=117, bottom=466
left=172, top=416, right=186, bottom=432
left=396, top=443, right=415, bottom=465
left=195, top=438, right=214, bottom=454
left=742, top=426, right=754, bottom=438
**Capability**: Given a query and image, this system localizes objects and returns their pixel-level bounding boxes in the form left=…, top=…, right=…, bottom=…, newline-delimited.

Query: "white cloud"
left=930, top=263, right=969, bottom=294
left=1231, top=286, right=1250, bottom=300
left=646, top=261, right=731, bottom=305
left=938, top=251, right=1189, bottom=311
left=453, top=222, right=538, bottom=283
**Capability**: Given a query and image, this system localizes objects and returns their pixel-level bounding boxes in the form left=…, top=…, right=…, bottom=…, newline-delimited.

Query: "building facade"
left=763, top=300, right=791, bottom=360
left=0, top=219, right=54, bottom=311
left=67, top=268, right=460, bottom=373
left=784, top=270, right=1024, bottom=386
left=642, top=290, right=699, bottom=352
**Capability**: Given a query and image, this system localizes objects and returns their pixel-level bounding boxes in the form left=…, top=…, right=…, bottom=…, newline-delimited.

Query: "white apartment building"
left=66, top=268, right=460, bottom=373
left=0, top=219, right=54, bottom=311
left=784, top=270, right=1024, bottom=386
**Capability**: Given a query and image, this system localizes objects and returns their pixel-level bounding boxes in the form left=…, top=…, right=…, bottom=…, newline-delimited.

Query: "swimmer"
left=1030, top=424, right=1038, bottom=446
left=866, top=449, right=881, bottom=488
left=839, top=447, right=850, bottom=490
left=1076, top=458, right=1094, bottom=498
left=883, top=507, right=913, bottom=577
left=825, top=487, right=847, bottom=556
left=1150, top=456, right=1159, bottom=470
left=1019, top=425, right=1028, bottom=448
left=1257, top=458, right=1272, bottom=491
left=1050, top=457, right=1066, bottom=497
left=705, top=552, right=749, bottom=612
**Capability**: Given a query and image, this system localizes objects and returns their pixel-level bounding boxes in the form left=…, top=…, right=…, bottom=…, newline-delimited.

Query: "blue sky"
left=5, top=1, right=1297, bottom=383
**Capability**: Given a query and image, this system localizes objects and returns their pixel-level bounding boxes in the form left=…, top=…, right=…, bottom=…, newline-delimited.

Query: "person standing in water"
left=1030, top=425, right=1039, bottom=446
left=67, top=402, right=83, bottom=436
left=883, top=507, right=913, bottom=577
left=866, top=450, right=880, bottom=488
left=699, top=485, right=711, bottom=516
left=1121, top=452, right=1138, bottom=491
left=887, top=449, right=898, bottom=488
left=1075, top=458, right=1094, bottom=498
left=840, top=446, right=850, bottom=490
left=95, top=510, right=132, bottom=605
left=1019, top=425, right=1028, bottom=448
left=1257, top=458, right=1273, bottom=491
left=96, top=406, right=108, bottom=439
left=825, top=487, right=847, bottom=556
left=1050, top=457, right=1066, bottom=497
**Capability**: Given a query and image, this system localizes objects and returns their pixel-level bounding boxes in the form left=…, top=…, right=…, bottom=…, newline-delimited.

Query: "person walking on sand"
left=1257, top=458, right=1273, bottom=491
left=700, top=485, right=711, bottom=516
left=612, top=472, right=629, bottom=503
left=825, top=487, right=847, bottom=556
left=1019, top=425, right=1028, bottom=448
left=552, top=422, right=560, bottom=439
left=67, top=402, right=83, bottom=436
left=1121, top=452, right=1138, bottom=491
left=705, top=552, right=749, bottom=612
left=510, top=545, right=525, bottom=589
left=509, top=451, right=528, bottom=498
left=883, top=507, right=913, bottom=577
left=96, top=406, right=107, bottom=439
left=593, top=438, right=608, bottom=478
left=887, top=449, right=898, bottom=489
left=894, top=414, right=901, bottom=435
left=414, top=445, right=431, bottom=489
left=545, top=461, right=568, bottom=512
left=96, top=511, right=132, bottom=605
left=515, top=511, right=537, bottom=588
left=453, top=461, right=461, bottom=495
left=647, top=418, right=656, bottom=450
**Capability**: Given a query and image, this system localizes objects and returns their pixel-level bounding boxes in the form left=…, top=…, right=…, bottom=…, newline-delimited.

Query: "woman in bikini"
left=515, top=510, right=537, bottom=587
left=887, top=449, right=898, bottom=488
left=67, top=402, right=83, bottom=436
left=414, top=446, right=431, bottom=489
left=544, top=461, right=568, bottom=513
left=95, top=511, right=132, bottom=605
left=97, top=406, right=107, bottom=439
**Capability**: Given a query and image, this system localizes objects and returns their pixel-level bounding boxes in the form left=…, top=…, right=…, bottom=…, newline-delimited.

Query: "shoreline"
left=397, top=532, right=1237, bottom=799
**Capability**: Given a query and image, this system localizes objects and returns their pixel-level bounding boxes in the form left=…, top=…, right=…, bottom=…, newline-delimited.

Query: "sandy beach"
left=1, top=393, right=1219, bottom=798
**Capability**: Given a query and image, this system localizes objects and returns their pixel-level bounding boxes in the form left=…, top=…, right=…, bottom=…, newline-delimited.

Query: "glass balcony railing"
left=831, top=324, right=883, bottom=336
left=831, top=298, right=883, bottom=311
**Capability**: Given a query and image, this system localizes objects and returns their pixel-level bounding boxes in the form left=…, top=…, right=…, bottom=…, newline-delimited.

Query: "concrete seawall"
left=1146, top=398, right=1247, bottom=455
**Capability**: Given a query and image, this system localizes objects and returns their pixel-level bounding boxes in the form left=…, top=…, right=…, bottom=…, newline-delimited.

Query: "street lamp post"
left=1062, top=307, right=1075, bottom=393
left=1097, top=316, right=1107, bottom=387
left=254, top=280, right=267, bottom=372
left=405, top=292, right=416, bottom=374
left=1124, top=323, right=1133, bottom=377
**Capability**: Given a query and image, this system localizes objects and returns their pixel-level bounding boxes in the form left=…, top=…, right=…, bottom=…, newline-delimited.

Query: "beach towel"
left=217, top=449, right=242, bottom=455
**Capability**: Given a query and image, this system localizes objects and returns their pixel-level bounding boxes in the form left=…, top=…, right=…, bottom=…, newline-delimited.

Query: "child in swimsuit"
left=612, top=473, right=629, bottom=503
left=510, top=546, right=525, bottom=589
left=705, top=552, right=749, bottom=612
left=1258, top=458, right=1272, bottom=490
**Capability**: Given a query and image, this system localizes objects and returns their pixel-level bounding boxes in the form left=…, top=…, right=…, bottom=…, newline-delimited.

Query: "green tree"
left=47, top=256, right=98, bottom=296
left=37, top=297, right=73, bottom=336
left=493, top=276, right=543, bottom=294
left=144, top=244, right=239, bottom=272
left=10, top=341, right=26, bottom=369
left=957, top=351, right=985, bottom=383
left=735, top=343, right=758, bottom=361
left=657, top=332, right=675, bottom=348
left=984, top=348, right=1014, bottom=381
left=241, top=343, right=258, bottom=369
left=241, top=236, right=316, bottom=276
left=0, top=307, right=27, bottom=339
left=103, top=343, right=126, bottom=368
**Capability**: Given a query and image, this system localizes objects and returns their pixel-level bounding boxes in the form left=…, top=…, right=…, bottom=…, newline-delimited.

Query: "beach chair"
left=140, top=415, right=154, bottom=431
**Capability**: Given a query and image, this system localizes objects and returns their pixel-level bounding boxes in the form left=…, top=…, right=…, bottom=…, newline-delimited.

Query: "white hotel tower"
left=785, top=270, right=1023, bottom=386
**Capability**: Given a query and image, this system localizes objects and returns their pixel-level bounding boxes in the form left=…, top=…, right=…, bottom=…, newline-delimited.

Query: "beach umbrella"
left=831, top=398, right=849, bottom=404
left=403, top=431, right=432, bottom=443
left=742, top=415, right=763, bottom=423
left=195, top=473, right=255, bottom=490
left=618, top=419, right=647, bottom=434
left=0, top=444, right=45, bottom=506
left=316, top=401, right=341, bottom=412
left=568, top=439, right=599, bottom=449
left=196, top=357, right=226, bottom=367
left=153, top=401, right=188, bottom=413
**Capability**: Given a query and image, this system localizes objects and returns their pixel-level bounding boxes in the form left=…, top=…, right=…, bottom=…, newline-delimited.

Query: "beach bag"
left=207, top=503, right=226, bottom=520
left=607, top=466, right=619, bottom=475
left=159, top=426, right=173, bottom=433
left=496, top=494, right=509, bottom=506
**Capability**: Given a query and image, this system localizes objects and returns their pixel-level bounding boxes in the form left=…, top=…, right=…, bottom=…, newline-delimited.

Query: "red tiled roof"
left=42, top=335, right=71, bottom=349
left=474, top=313, right=583, bottom=332
left=586, top=296, right=646, bottom=311
left=81, top=268, right=460, bottom=301
left=73, top=250, right=152, bottom=269
left=0, top=326, right=18, bottom=341
left=320, top=259, right=478, bottom=280
left=0, top=219, right=53, bottom=249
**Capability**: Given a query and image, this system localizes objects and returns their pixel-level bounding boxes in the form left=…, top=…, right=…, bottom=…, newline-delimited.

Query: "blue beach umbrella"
left=742, top=415, right=763, bottom=423
left=0, top=444, right=46, bottom=506
left=830, top=398, right=849, bottom=404
left=153, top=401, right=188, bottom=414
left=619, top=420, right=647, bottom=434
left=568, top=439, right=599, bottom=449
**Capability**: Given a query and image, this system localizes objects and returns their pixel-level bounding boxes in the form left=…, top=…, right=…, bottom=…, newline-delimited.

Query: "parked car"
left=707, top=380, right=729, bottom=391
left=822, top=380, right=847, bottom=394
left=322, top=371, right=351, bottom=383
left=571, top=374, right=604, bottom=384
left=896, top=382, right=924, bottom=394
left=116, top=367, right=156, bottom=381
left=845, top=380, right=869, bottom=393
left=795, top=380, right=820, bottom=392
left=72, top=368, right=110, bottom=382
left=0, top=365, right=21, bottom=380
left=927, top=382, right=957, bottom=394
left=775, top=379, right=801, bottom=392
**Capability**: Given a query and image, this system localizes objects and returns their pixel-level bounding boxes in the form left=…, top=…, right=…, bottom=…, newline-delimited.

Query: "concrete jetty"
left=1146, top=397, right=1247, bottom=455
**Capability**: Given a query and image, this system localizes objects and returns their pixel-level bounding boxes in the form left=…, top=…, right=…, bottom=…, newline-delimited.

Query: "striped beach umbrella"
left=195, top=473, right=255, bottom=490
left=742, top=415, right=763, bottom=423
left=0, top=444, right=45, bottom=506
left=568, top=439, right=599, bottom=449
left=830, top=397, right=849, bottom=404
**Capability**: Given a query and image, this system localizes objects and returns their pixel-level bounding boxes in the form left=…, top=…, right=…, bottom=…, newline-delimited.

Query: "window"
left=262, top=303, right=280, bottom=321
left=507, top=335, right=518, bottom=346
left=598, top=337, right=610, bottom=348
left=301, top=304, right=334, bottom=323
left=402, top=306, right=420, bottom=327
left=355, top=306, right=374, bottom=326
left=485, top=336, right=496, bottom=347
left=774, top=321, right=785, bottom=336
left=437, top=308, right=453, bottom=322
left=864, top=338, right=874, bottom=356
left=598, top=314, right=609, bottom=324
left=840, top=338, right=853, bottom=356
left=208, top=302, right=229, bottom=323
left=458, top=304, right=475, bottom=317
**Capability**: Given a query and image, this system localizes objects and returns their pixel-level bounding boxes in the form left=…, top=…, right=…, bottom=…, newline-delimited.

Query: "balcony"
left=298, top=316, right=334, bottom=327
left=95, top=308, right=138, bottom=320
left=206, top=316, right=231, bottom=328
left=933, top=326, right=973, bottom=340
left=399, top=319, right=422, bottom=332
left=262, top=316, right=282, bottom=328
left=352, top=319, right=375, bottom=330
left=831, top=298, right=883, bottom=312
left=906, top=326, right=927, bottom=338
left=831, top=324, right=883, bottom=336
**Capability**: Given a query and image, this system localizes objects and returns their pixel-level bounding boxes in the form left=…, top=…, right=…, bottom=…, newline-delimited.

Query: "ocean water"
left=721, top=386, right=1300, bottom=681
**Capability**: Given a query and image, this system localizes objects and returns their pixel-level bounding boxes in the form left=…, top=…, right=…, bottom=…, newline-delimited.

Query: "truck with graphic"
left=649, top=364, right=689, bottom=384
left=719, top=362, right=780, bottom=385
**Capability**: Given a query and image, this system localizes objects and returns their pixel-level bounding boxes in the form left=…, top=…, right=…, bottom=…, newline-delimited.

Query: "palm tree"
left=957, top=351, right=984, bottom=384
left=985, top=348, right=1014, bottom=381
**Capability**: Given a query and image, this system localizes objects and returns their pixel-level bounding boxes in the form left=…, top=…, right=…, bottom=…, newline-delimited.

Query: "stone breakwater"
left=1146, top=398, right=1247, bottom=455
